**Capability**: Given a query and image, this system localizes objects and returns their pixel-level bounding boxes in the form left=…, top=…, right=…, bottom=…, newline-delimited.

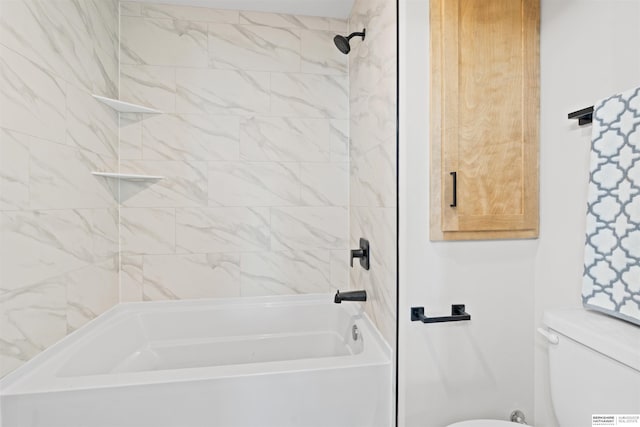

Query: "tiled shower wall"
left=0, top=0, right=395, bottom=377
left=349, top=0, right=397, bottom=346
left=117, top=2, right=352, bottom=301
left=0, top=0, right=120, bottom=376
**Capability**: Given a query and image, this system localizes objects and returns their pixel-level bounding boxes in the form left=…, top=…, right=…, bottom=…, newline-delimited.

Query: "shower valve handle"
left=350, top=238, right=370, bottom=270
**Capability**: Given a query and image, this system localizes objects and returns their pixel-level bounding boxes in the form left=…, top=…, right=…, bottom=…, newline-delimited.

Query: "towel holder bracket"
left=568, top=106, right=594, bottom=126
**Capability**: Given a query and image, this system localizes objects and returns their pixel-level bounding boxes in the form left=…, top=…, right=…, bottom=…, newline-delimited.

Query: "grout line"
left=117, top=0, right=122, bottom=304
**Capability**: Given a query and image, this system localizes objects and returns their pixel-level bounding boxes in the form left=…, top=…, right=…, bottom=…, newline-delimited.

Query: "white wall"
left=399, top=0, right=640, bottom=426
left=399, top=1, right=535, bottom=424
left=535, top=1, right=640, bottom=425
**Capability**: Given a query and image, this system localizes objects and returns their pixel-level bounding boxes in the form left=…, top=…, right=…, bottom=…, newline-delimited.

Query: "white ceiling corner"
left=130, top=0, right=355, bottom=19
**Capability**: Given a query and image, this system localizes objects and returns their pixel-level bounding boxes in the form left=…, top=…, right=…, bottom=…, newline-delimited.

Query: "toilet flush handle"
left=537, top=327, right=559, bottom=345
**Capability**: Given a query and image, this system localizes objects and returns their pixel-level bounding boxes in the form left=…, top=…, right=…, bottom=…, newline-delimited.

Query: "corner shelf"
left=91, top=172, right=164, bottom=181
left=92, top=95, right=162, bottom=114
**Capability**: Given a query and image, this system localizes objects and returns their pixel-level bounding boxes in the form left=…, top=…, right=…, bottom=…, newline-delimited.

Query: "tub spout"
left=334, top=290, right=367, bottom=304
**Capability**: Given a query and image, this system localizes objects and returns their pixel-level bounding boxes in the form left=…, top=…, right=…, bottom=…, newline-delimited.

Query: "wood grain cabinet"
left=430, top=0, right=540, bottom=240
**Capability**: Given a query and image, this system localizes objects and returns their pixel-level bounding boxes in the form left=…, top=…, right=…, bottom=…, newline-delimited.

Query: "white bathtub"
left=0, top=294, right=391, bottom=427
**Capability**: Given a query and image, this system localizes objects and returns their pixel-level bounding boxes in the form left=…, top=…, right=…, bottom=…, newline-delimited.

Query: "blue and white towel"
left=582, top=86, right=640, bottom=326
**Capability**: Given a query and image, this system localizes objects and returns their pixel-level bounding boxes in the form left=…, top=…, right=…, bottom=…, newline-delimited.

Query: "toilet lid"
left=447, top=420, right=518, bottom=427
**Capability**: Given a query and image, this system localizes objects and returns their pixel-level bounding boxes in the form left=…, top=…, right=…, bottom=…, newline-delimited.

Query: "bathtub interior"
left=0, top=294, right=389, bottom=396
left=57, top=301, right=364, bottom=377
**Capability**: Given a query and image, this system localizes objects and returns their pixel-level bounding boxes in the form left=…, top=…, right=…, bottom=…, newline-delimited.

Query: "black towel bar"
left=411, top=304, right=471, bottom=324
left=568, top=106, right=594, bottom=126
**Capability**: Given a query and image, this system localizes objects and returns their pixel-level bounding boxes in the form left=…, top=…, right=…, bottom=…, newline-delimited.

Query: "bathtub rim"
left=0, top=293, right=391, bottom=396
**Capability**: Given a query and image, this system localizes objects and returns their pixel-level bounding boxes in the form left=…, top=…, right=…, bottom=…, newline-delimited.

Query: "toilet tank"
left=542, top=309, right=640, bottom=427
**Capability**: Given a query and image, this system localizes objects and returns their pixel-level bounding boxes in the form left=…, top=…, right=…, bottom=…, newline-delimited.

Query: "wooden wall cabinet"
left=430, top=0, right=540, bottom=241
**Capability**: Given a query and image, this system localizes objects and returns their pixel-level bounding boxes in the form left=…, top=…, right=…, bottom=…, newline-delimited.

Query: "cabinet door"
left=430, top=0, right=539, bottom=240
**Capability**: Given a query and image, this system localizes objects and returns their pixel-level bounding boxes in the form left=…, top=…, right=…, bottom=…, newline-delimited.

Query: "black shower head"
left=333, top=34, right=351, bottom=54
left=333, top=29, right=366, bottom=55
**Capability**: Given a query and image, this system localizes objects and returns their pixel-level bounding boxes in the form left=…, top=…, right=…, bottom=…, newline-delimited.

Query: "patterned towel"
left=582, top=86, right=640, bottom=326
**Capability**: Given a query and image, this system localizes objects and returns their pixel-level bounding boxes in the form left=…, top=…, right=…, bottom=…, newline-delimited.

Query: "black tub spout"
left=334, top=290, right=367, bottom=304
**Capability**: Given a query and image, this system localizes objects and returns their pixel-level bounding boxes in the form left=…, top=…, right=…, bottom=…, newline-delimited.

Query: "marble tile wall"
left=0, top=0, right=120, bottom=376
left=118, top=2, right=351, bottom=302
left=348, top=0, right=397, bottom=347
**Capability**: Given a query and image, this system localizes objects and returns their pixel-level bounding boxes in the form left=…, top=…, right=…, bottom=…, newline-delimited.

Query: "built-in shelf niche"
left=91, top=172, right=164, bottom=181
left=92, top=94, right=162, bottom=114
left=91, top=95, right=162, bottom=182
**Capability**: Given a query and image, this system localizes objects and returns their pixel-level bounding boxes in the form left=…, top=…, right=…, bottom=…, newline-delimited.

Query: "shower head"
left=333, top=29, right=366, bottom=54
left=333, top=34, right=351, bottom=54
